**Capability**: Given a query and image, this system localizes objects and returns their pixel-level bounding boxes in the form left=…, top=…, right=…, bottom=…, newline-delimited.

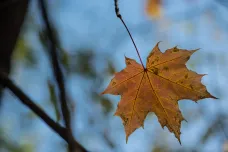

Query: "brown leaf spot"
left=173, top=47, right=179, bottom=52
left=126, top=61, right=131, bottom=65
left=151, top=67, right=159, bottom=75
left=198, top=95, right=205, bottom=99
left=121, top=114, right=128, bottom=126
left=184, top=74, right=188, bottom=79
left=112, top=81, right=116, bottom=86
left=155, top=56, right=159, bottom=62
left=163, top=66, right=169, bottom=71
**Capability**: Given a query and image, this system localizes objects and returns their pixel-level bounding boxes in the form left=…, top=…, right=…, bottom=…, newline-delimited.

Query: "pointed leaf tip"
left=126, top=135, right=129, bottom=144
left=178, top=139, right=182, bottom=145
left=211, top=95, right=219, bottom=99
left=101, top=90, right=107, bottom=95
left=191, top=48, right=200, bottom=54
left=157, top=41, right=162, bottom=45
left=184, top=118, right=188, bottom=123
left=155, top=41, right=162, bottom=48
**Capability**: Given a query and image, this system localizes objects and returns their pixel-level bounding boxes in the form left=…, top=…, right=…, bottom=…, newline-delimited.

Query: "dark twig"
left=114, top=0, right=145, bottom=69
left=0, top=73, right=88, bottom=151
left=38, top=0, right=88, bottom=151
left=0, top=72, right=67, bottom=141
left=38, top=0, right=71, bottom=131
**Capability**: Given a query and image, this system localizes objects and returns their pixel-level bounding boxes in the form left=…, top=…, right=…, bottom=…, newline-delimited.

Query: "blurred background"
left=0, top=0, right=228, bottom=151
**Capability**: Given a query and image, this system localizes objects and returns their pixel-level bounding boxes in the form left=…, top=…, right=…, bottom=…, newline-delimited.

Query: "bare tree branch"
left=38, top=0, right=71, bottom=131
left=0, top=72, right=88, bottom=151
left=38, top=0, right=88, bottom=151
left=0, top=72, right=67, bottom=141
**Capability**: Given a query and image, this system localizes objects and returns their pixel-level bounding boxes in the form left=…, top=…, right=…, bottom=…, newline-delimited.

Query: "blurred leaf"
left=48, top=80, right=61, bottom=122
left=106, top=61, right=116, bottom=75
left=39, top=29, right=72, bottom=76
left=223, top=141, right=228, bottom=152
left=70, top=50, right=96, bottom=78
left=38, top=30, right=49, bottom=49
left=13, top=37, right=36, bottom=67
left=91, top=91, right=100, bottom=100
left=21, top=143, right=33, bottom=152
left=146, top=0, right=162, bottom=19
left=103, top=129, right=115, bottom=149
left=91, top=92, right=113, bottom=115
left=38, top=27, right=60, bottom=49
left=100, top=97, right=113, bottom=115
left=0, top=136, right=33, bottom=152
left=59, top=48, right=70, bottom=73
left=152, top=146, right=168, bottom=152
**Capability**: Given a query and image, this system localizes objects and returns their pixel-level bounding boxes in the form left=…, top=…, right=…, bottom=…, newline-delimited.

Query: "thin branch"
left=0, top=73, right=88, bottom=151
left=38, top=1, right=89, bottom=151
left=38, top=0, right=71, bottom=130
left=0, top=72, right=67, bottom=141
left=114, top=0, right=145, bottom=69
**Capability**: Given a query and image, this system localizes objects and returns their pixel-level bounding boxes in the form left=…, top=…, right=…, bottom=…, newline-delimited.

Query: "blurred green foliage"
left=48, top=80, right=61, bottom=122
left=39, top=27, right=115, bottom=115
left=0, top=129, right=33, bottom=152
left=13, top=37, right=36, bottom=67
left=68, top=50, right=96, bottom=78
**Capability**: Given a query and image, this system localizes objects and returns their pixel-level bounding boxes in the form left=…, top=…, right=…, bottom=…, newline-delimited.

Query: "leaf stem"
left=114, top=0, right=145, bottom=69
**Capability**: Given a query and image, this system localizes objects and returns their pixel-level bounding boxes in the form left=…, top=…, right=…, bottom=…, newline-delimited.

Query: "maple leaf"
left=102, top=42, right=217, bottom=144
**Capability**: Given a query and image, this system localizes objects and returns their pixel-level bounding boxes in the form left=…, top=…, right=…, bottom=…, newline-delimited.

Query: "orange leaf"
left=146, top=0, right=162, bottom=18
left=102, top=42, right=217, bottom=143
